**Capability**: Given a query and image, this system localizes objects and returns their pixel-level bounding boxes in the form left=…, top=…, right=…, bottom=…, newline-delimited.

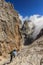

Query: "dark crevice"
left=24, top=29, right=43, bottom=46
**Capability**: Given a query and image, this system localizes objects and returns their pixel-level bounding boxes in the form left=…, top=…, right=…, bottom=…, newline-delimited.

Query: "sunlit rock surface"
left=0, top=0, right=22, bottom=58
left=7, top=36, right=43, bottom=65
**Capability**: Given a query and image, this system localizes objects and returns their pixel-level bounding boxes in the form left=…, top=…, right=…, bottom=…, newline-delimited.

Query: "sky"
left=5, top=0, right=43, bottom=39
left=5, top=0, right=43, bottom=17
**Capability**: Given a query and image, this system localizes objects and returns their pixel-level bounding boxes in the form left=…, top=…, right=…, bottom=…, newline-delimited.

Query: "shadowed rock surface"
left=36, top=29, right=43, bottom=39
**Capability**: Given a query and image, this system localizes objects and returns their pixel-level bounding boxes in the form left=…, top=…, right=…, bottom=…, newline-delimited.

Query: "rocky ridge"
left=0, top=0, right=22, bottom=58
left=2, top=36, right=43, bottom=65
left=0, top=0, right=43, bottom=65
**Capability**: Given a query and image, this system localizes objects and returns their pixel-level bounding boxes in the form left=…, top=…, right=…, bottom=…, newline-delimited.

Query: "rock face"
left=0, top=0, right=43, bottom=65
left=0, top=0, right=22, bottom=58
left=5, top=36, right=43, bottom=65
left=21, top=20, right=35, bottom=45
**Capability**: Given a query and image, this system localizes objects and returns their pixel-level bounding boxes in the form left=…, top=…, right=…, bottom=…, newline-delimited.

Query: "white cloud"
left=29, top=15, right=43, bottom=39
left=18, top=14, right=29, bottom=24
left=19, top=14, right=43, bottom=39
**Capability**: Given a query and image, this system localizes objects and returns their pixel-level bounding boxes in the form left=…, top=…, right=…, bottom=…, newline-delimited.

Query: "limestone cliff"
left=0, top=0, right=43, bottom=65
left=0, top=0, right=22, bottom=58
